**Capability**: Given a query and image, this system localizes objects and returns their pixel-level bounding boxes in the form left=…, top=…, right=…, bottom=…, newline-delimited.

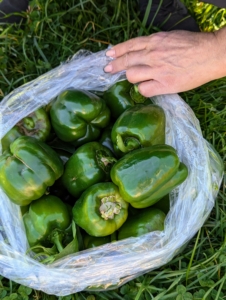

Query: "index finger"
left=106, top=36, right=150, bottom=58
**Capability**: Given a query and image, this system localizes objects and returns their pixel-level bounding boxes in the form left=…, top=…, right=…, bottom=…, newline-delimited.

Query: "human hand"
left=104, top=29, right=226, bottom=97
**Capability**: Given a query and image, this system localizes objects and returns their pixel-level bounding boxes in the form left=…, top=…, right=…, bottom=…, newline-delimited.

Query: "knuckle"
left=149, top=32, right=166, bottom=45
left=123, top=53, right=130, bottom=69
left=127, top=39, right=135, bottom=52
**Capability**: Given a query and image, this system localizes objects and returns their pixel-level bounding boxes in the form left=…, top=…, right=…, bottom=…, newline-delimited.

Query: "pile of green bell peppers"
left=0, top=83, right=189, bottom=262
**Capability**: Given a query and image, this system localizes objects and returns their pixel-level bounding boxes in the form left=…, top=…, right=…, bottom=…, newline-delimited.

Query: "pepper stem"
left=17, top=115, right=38, bottom=136
left=49, top=230, right=64, bottom=253
left=130, top=85, right=147, bottom=103
left=117, top=134, right=140, bottom=153
left=96, top=150, right=117, bottom=173
left=99, top=196, right=121, bottom=220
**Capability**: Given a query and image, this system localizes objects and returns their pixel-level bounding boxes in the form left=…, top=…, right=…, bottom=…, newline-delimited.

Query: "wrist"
left=212, top=27, right=226, bottom=79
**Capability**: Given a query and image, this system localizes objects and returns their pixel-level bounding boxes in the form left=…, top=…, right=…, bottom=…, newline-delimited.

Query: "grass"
left=0, top=0, right=226, bottom=299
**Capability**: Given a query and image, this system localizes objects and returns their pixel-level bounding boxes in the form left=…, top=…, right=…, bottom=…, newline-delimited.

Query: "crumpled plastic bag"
left=0, top=49, right=223, bottom=296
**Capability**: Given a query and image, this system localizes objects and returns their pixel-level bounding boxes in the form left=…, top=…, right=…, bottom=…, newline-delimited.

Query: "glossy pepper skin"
left=23, top=195, right=78, bottom=259
left=110, top=144, right=188, bottom=208
left=1, top=108, right=51, bottom=151
left=23, top=195, right=71, bottom=247
left=62, top=142, right=117, bottom=198
left=50, top=89, right=111, bottom=147
left=73, top=182, right=129, bottom=237
left=103, top=80, right=134, bottom=119
left=103, top=80, right=151, bottom=119
left=111, top=104, right=166, bottom=156
left=118, top=207, right=165, bottom=240
left=0, top=136, right=64, bottom=206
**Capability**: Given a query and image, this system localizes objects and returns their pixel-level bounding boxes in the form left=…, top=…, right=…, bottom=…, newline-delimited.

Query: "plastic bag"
left=0, top=49, right=223, bottom=296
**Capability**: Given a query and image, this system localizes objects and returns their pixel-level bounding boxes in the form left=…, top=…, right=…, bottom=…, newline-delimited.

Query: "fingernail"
left=104, top=64, right=113, bottom=73
left=106, top=49, right=115, bottom=57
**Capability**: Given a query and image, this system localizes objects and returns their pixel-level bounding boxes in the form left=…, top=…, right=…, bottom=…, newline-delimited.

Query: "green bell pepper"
left=23, top=195, right=78, bottom=259
left=83, top=230, right=117, bottom=249
left=0, top=136, right=64, bottom=206
left=62, top=141, right=117, bottom=198
left=83, top=234, right=111, bottom=249
left=152, top=194, right=170, bottom=214
left=111, top=104, right=166, bottom=156
left=103, top=80, right=151, bottom=119
left=1, top=108, right=51, bottom=151
left=50, top=89, right=111, bottom=147
left=23, top=195, right=71, bottom=248
left=110, top=144, right=188, bottom=208
left=118, top=207, right=165, bottom=240
left=73, top=182, right=129, bottom=237
left=103, top=80, right=134, bottom=119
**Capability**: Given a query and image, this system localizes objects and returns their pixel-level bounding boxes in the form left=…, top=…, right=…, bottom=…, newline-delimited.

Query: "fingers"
left=138, top=80, right=173, bottom=98
left=105, top=36, right=150, bottom=58
left=126, top=65, right=154, bottom=84
left=125, top=66, right=174, bottom=97
left=104, top=49, right=151, bottom=74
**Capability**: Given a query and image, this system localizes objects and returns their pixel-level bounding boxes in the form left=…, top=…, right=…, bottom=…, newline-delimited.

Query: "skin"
left=104, top=27, right=226, bottom=97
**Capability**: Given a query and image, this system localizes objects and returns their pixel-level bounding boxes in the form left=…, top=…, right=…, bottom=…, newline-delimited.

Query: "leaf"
left=144, top=290, right=153, bottom=300
left=198, top=273, right=215, bottom=288
left=3, top=293, right=19, bottom=300
left=184, top=293, right=193, bottom=300
left=193, top=289, right=207, bottom=300
left=176, top=296, right=184, bottom=300
left=61, top=295, right=73, bottom=300
left=0, top=289, right=7, bottom=298
left=17, top=292, right=28, bottom=300
left=176, top=285, right=187, bottom=294
left=54, top=237, right=79, bottom=261
left=211, top=289, right=224, bottom=299
left=120, top=284, right=140, bottom=300
left=120, top=284, right=130, bottom=295
left=18, top=285, right=32, bottom=296
left=219, top=254, right=226, bottom=263
left=86, top=296, right=96, bottom=300
left=176, top=293, right=193, bottom=300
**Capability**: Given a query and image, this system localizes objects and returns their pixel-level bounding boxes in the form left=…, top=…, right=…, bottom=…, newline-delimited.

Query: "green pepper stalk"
left=129, top=85, right=148, bottom=104
left=49, top=229, right=65, bottom=253
left=1, top=108, right=51, bottom=152
left=72, top=182, right=129, bottom=237
left=99, top=195, right=122, bottom=220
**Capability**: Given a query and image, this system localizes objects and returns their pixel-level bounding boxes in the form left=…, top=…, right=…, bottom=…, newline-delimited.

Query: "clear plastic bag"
left=0, top=49, right=223, bottom=296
